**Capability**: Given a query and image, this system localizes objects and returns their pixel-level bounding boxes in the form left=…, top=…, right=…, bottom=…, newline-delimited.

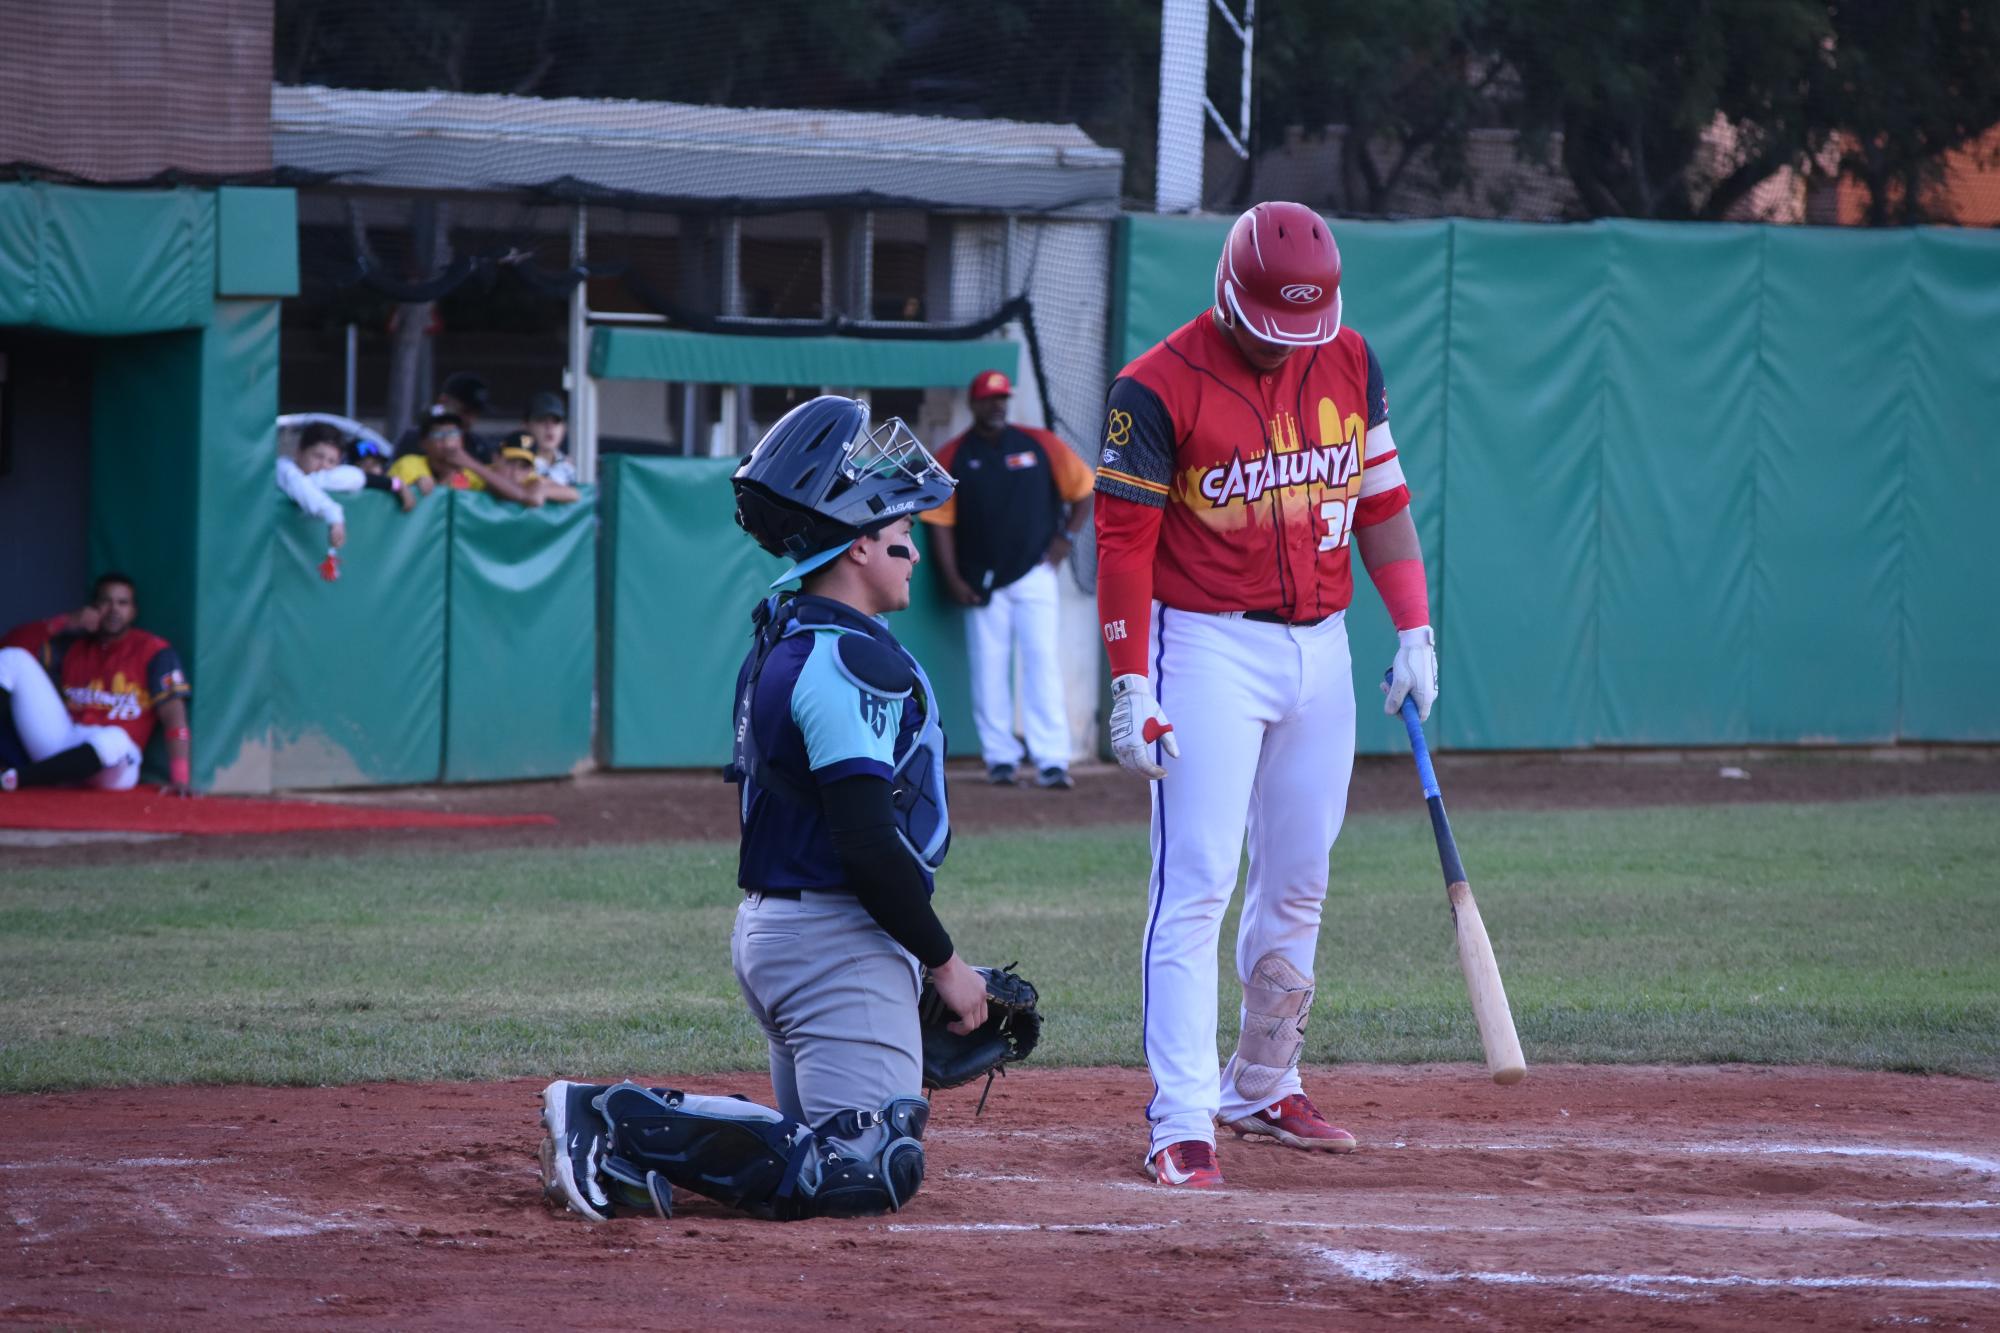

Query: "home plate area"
left=5, top=1066, right=1998, bottom=1330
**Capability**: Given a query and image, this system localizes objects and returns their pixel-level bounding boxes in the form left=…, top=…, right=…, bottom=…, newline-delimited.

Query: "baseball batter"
left=1094, top=202, right=1439, bottom=1188
left=0, top=574, right=192, bottom=794
left=539, top=397, right=990, bottom=1222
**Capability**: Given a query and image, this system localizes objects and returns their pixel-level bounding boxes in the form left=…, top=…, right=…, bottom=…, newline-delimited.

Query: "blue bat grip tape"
left=1385, top=669, right=1441, bottom=800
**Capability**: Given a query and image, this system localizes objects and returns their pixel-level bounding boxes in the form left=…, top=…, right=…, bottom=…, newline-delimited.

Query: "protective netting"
left=10, top=0, right=2000, bottom=464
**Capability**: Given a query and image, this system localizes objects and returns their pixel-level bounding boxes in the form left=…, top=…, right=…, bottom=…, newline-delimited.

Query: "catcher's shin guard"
left=808, top=1097, right=930, bottom=1217
left=593, top=1083, right=822, bottom=1221
left=1231, top=952, right=1315, bottom=1101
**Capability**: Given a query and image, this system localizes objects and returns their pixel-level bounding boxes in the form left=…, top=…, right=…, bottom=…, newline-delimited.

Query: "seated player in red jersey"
left=0, top=573, right=194, bottom=795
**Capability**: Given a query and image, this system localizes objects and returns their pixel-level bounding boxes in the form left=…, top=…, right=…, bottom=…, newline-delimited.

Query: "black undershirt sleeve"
left=819, top=773, right=955, bottom=969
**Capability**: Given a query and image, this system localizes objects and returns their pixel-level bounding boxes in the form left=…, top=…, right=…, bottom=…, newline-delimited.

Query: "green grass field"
left=3, top=795, right=1997, bottom=1093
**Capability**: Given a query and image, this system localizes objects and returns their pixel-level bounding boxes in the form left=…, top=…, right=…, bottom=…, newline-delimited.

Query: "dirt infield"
left=7, top=757, right=1997, bottom=1327
left=8, top=750, right=1996, bottom=866
left=6, top=1065, right=1997, bottom=1330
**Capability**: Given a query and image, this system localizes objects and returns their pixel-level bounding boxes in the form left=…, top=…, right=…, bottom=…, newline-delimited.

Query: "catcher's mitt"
left=918, top=963, right=1042, bottom=1112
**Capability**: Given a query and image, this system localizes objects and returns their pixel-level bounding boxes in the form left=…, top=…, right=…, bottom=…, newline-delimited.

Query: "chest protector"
left=729, top=594, right=951, bottom=872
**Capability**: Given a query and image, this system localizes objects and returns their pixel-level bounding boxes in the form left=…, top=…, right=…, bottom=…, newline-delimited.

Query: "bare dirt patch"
left=5, top=1066, right=1997, bottom=1330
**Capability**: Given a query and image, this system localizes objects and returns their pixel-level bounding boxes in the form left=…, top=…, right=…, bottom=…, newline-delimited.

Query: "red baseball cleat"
left=1146, top=1139, right=1225, bottom=1188
left=1225, top=1093, right=1358, bottom=1153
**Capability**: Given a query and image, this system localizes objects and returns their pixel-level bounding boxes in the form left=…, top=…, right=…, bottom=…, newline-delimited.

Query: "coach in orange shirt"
left=921, top=371, right=1094, bottom=790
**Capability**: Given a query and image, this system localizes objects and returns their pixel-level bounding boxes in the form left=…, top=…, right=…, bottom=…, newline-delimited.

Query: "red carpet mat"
left=0, top=789, right=557, bottom=835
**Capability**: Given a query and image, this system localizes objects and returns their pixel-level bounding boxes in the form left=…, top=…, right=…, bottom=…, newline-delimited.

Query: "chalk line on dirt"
left=1309, top=1246, right=2000, bottom=1299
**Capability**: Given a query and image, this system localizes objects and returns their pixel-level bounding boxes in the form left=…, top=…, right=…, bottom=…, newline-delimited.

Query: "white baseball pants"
left=965, top=561, right=1070, bottom=770
left=0, top=646, right=142, bottom=790
left=1139, top=606, right=1356, bottom=1155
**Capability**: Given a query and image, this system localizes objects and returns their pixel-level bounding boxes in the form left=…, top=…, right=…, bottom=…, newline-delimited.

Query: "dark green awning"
left=589, top=326, right=1018, bottom=389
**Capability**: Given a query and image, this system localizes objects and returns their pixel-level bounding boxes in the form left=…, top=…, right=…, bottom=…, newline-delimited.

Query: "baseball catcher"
left=540, top=396, right=1031, bottom=1223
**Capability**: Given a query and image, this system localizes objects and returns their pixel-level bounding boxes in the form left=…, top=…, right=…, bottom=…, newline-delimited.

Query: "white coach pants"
left=1138, top=606, right=1355, bottom=1155
left=965, top=561, right=1070, bottom=771
left=0, top=647, right=142, bottom=789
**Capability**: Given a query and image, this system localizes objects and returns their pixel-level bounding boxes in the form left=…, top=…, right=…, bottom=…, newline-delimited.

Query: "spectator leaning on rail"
left=921, top=370, right=1095, bottom=790
left=389, top=413, right=544, bottom=507
left=0, top=573, right=193, bottom=795
left=498, top=432, right=581, bottom=504
left=275, top=422, right=416, bottom=550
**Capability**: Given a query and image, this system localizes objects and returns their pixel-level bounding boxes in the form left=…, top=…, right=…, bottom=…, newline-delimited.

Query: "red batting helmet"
left=1213, top=202, right=1343, bottom=346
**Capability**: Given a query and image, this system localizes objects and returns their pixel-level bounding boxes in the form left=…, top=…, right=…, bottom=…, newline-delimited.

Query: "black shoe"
left=987, top=764, right=1017, bottom=786
left=1035, top=767, right=1074, bottom=790
left=539, top=1080, right=613, bottom=1221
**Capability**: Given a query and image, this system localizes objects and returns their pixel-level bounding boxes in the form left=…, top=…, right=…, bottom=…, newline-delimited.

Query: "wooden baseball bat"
left=1389, top=680, right=1526, bottom=1085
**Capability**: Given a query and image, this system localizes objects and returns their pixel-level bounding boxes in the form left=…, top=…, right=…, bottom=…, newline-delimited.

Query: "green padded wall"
left=1754, top=228, right=1910, bottom=743
left=1903, top=229, right=2000, bottom=741
left=0, top=183, right=215, bottom=334
left=1596, top=224, right=1759, bottom=745
left=1443, top=223, right=1606, bottom=750
left=443, top=491, right=597, bottom=782
left=600, top=455, right=774, bottom=768
left=600, top=456, right=978, bottom=769
left=1116, top=215, right=2000, bottom=748
left=270, top=493, right=448, bottom=787
left=88, top=301, right=281, bottom=791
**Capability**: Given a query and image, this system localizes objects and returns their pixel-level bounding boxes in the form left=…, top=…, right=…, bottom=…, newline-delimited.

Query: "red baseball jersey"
left=1095, top=313, right=1409, bottom=622
left=5, top=616, right=190, bottom=749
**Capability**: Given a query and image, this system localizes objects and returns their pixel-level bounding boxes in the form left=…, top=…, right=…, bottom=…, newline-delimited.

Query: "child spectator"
left=499, top=431, right=581, bottom=504
left=524, top=390, right=577, bottom=486
left=276, top=423, right=413, bottom=550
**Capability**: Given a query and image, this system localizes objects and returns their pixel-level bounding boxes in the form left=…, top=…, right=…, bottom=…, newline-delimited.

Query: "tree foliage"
left=274, top=0, right=2000, bottom=224
left=1811, top=0, right=2000, bottom=224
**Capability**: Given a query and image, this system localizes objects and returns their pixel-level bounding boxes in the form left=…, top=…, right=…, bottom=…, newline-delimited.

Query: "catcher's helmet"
left=1213, top=201, right=1343, bottom=347
left=733, top=395, right=954, bottom=585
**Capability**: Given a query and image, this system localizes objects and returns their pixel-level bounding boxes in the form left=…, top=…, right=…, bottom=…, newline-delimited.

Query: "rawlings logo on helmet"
left=1279, top=283, right=1323, bottom=303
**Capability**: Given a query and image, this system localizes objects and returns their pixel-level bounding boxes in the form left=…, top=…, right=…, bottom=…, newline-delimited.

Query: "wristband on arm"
left=1095, top=564, right=1154, bottom=679
left=1370, top=558, right=1431, bottom=631
left=166, top=725, right=192, bottom=788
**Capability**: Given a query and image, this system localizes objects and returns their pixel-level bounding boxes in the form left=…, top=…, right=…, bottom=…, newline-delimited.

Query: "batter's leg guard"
left=1230, top=952, right=1315, bottom=1102
left=592, top=1082, right=823, bottom=1221
left=806, top=1097, right=931, bottom=1218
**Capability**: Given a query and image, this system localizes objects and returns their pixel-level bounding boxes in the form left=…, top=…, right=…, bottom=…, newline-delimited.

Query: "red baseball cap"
left=969, top=370, right=1013, bottom=401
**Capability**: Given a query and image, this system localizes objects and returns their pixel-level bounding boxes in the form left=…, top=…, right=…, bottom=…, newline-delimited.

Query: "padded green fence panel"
left=191, top=301, right=282, bottom=790
left=1903, top=230, right=2000, bottom=741
left=1596, top=224, right=1759, bottom=744
left=1754, top=229, right=1912, bottom=743
left=1113, top=214, right=1231, bottom=368
left=443, top=491, right=597, bottom=781
left=0, top=183, right=215, bottom=334
left=1443, top=224, right=1606, bottom=749
left=270, top=494, right=448, bottom=787
left=88, top=302, right=280, bottom=791
left=600, top=457, right=979, bottom=769
left=1340, top=222, right=1453, bottom=756
left=600, top=456, right=774, bottom=767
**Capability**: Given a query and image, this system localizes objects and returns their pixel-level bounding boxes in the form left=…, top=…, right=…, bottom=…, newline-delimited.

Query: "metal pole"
left=343, top=323, right=358, bottom=421
left=567, top=203, right=596, bottom=484
left=1156, top=0, right=1209, bottom=211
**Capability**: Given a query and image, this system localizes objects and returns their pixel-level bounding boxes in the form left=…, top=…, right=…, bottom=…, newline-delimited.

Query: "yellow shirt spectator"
left=390, top=452, right=486, bottom=492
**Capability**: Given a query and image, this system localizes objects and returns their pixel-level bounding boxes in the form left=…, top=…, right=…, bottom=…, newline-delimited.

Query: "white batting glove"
left=1383, top=625, right=1439, bottom=723
left=1109, top=673, right=1179, bottom=780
